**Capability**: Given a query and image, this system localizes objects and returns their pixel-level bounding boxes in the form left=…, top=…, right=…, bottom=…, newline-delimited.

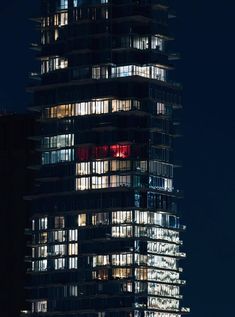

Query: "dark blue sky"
left=1, top=1, right=235, bottom=316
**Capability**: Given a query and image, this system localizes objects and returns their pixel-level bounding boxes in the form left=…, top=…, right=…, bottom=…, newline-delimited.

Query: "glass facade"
left=25, top=0, right=189, bottom=316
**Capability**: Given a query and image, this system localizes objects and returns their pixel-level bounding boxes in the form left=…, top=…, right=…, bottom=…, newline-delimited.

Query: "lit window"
left=147, top=297, right=179, bottom=311
left=78, top=214, right=86, bottom=226
left=112, top=226, right=133, bottom=238
left=54, top=258, right=66, bottom=270
left=135, top=268, right=147, bottom=280
left=69, top=243, right=78, bottom=255
left=42, top=134, right=74, bottom=149
left=110, top=144, right=131, bottom=158
left=32, top=301, right=47, bottom=313
left=69, top=285, right=78, bottom=296
left=110, top=160, right=131, bottom=172
left=92, top=66, right=109, bottom=79
left=41, top=56, right=68, bottom=74
left=149, top=176, right=173, bottom=192
left=112, top=268, right=132, bottom=279
left=46, top=104, right=75, bottom=119
left=93, top=255, right=109, bottom=267
left=76, top=162, right=91, bottom=175
left=112, top=211, right=132, bottom=224
left=92, top=161, right=109, bottom=174
left=112, top=253, right=132, bottom=266
left=110, top=175, right=131, bottom=187
left=69, top=229, right=78, bottom=241
left=93, top=269, right=109, bottom=280
left=69, top=257, right=78, bottom=269
left=92, top=176, right=109, bottom=189
left=52, top=230, right=66, bottom=242
left=112, top=99, right=137, bottom=112
left=39, top=217, right=48, bottom=230
left=92, top=212, right=109, bottom=225
left=39, top=232, right=48, bottom=244
left=42, top=149, right=74, bottom=165
left=38, top=246, right=47, bottom=258
left=53, top=244, right=66, bottom=256
left=122, top=281, right=133, bottom=293
left=33, top=260, right=47, bottom=272
left=57, top=0, right=68, bottom=10
left=76, top=177, right=90, bottom=190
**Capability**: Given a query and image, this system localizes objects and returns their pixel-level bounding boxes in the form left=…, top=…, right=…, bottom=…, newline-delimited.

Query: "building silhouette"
left=0, top=113, right=36, bottom=317
left=24, top=1, right=189, bottom=316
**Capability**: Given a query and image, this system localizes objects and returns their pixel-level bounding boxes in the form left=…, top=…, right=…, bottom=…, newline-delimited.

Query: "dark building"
left=24, top=1, right=189, bottom=317
left=0, top=113, right=36, bottom=317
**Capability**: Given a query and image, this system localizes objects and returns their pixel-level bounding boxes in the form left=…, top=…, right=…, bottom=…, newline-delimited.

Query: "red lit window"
left=77, top=146, right=90, bottom=161
left=94, top=145, right=109, bottom=159
left=110, top=144, right=131, bottom=158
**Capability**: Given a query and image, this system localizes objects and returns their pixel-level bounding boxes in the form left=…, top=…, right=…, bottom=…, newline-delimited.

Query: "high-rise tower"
left=25, top=1, right=189, bottom=316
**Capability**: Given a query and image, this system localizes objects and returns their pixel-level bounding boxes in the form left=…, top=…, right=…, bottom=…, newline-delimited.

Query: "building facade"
left=25, top=1, right=189, bottom=317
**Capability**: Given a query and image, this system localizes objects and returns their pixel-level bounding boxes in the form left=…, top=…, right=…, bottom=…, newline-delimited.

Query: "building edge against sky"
left=22, top=1, right=189, bottom=316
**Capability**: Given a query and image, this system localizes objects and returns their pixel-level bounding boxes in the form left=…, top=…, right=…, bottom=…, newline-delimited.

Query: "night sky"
left=1, top=1, right=235, bottom=316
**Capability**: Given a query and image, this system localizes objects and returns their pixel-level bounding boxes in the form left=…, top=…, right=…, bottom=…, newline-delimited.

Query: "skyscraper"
left=25, top=1, right=189, bottom=316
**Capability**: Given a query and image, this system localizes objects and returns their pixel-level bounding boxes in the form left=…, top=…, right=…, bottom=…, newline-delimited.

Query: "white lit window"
left=111, top=65, right=166, bottom=81
left=92, top=161, right=109, bottom=174
left=69, top=257, right=78, bottom=269
left=32, top=301, right=47, bottom=313
left=112, top=211, right=132, bottom=224
left=156, top=102, right=166, bottom=115
left=133, top=36, right=149, bottom=50
left=92, top=66, right=109, bottom=79
left=37, top=260, right=47, bottom=272
left=76, top=162, right=91, bottom=175
left=42, top=134, right=74, bottom=149
left=69, top=284, right=78, bottom=296
left=69, top=229, right=78, bottom=241
left=58, top=0, right=68, bottom=10
left=92, top=176, right=109, bottom=189
left=42, top=149, right=74, bottom=165
left=112, top=253, right=132, bottom=266
left=75, top=100, right=109, bottom=116
left=110, top=160, right=131, bottom=172
left=38, top=246, right=48, bottom=258
left=39, top=217, right=48, bottom=230
left=53, top=244, right=66, bottom=256
left=55, top=258, right=66, bottom=270
left=112, top=226, right=133, bottom=238
left=76, top=177, right=90, bottom=190
left=110, top=175, right=131, bottom=187
left=41, top=56, right=68, bottom=74
left=52, top=230, right=66, bottom=242
left=92, top=212, right=109, bottom=225
left=93, top=255, right=110, bottom=267
left=148, top=297, right=179, bottom=311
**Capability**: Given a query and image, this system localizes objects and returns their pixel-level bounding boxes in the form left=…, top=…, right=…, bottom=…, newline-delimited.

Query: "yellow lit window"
left=78, top=214, right=86, bottom=226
